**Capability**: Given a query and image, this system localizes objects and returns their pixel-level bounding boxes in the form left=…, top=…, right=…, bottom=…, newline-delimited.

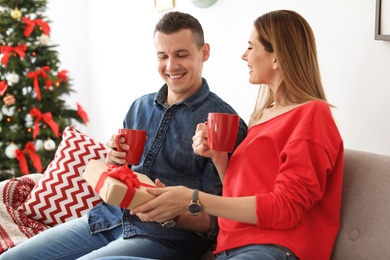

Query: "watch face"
left=161, top=219, right=176, bottom=227
left=188, top=203, right=202, bottom=215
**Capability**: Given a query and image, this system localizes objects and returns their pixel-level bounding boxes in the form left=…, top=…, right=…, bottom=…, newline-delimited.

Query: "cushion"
left=22, top=126, right=106, bottom=226
left=0, top=174, right=50, bottom=254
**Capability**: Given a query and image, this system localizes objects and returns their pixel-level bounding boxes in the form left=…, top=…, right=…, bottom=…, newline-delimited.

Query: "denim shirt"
left=88, top=78, right=247, bottom=254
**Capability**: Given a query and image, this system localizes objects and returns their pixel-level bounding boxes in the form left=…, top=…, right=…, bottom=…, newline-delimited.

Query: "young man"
left=0, top=11, right=247, bottom=260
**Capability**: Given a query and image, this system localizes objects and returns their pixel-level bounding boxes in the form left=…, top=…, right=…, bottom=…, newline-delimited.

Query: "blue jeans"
left=215, top=244, right=298, bottom=260
left=79, top=245, right=298, bottom=260
left=0, top=215, right=190, bottom=260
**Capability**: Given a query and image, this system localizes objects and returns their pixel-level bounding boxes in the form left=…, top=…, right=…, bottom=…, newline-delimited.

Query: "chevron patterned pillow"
left=22, top=126, right=106, bottom=226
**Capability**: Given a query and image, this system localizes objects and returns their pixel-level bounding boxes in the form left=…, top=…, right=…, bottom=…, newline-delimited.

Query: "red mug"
left=207, top=112, right=239, bottom=152
left=115, top=128, right=147, bottom=165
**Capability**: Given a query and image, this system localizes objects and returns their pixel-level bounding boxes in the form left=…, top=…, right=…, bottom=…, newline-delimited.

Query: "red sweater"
left=215, top=100, right=344, bottom=260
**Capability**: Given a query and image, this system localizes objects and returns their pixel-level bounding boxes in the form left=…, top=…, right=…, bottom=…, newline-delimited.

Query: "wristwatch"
left=187, top=189, right=202, bottom=216
left=161, top=219, right=176, bottom=227
left=161, top=215, right=180, bottom=228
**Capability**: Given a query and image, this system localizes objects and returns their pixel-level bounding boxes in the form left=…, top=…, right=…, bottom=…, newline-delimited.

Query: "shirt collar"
left=154, top=78, right=210, bottom=111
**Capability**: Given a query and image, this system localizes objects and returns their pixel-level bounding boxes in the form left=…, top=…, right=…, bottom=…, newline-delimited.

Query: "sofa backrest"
left=331, top=149, right=390, bottom=259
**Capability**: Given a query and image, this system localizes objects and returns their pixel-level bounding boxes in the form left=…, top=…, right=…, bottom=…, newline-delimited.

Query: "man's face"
left=154, top=29, right=209, bottom=104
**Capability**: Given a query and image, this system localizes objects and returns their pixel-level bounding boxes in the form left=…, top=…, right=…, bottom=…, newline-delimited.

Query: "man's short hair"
left=154, top=11, right=205, bottom=49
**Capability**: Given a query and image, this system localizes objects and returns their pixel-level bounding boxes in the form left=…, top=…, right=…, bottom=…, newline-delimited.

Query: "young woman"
left=132, top=10, right=344, bottom=260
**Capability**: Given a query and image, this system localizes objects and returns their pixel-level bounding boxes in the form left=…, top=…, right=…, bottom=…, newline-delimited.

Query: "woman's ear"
left=272, top=56, right=278, bottom=70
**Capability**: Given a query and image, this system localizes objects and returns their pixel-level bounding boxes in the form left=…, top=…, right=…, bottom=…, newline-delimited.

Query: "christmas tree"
left=0, top=0, right=88, bottom=181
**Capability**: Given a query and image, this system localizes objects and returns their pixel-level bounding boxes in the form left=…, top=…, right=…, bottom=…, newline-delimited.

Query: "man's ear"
left=202, top=43, right=210, bottom=61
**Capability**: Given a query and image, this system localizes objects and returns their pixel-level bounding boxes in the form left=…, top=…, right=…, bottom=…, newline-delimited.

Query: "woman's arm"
left=132, top=186, right=258, bottom=225
left=210, top=152, right=229, bottom=182
left=192, top=123, right=229, bottom=182
left=199, top=190, right=258, bottom=224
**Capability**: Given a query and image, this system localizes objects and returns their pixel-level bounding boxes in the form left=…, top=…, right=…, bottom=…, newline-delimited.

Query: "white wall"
left=47, top=0, right=390, bottom=155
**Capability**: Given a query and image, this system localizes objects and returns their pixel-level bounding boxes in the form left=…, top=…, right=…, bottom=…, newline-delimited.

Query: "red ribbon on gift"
left=77, top=103, right=89, bottom=125
left=22, top=17, right=51, bottom=37
left=0, top=81, right=8, bottom=96
left=30, top=107, right=60, bottom=139
left=27, top=66, right=50, bottom=100
left=0, top=44, right=27, bottom=66
left=15, top=142, right=42, bottom=175
left=95, top=164, right=154, bottom=208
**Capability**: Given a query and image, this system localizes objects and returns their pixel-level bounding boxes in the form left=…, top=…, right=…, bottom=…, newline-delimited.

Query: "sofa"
left=331, top=148, right=390, bottom=259
left=2, top=147, right=390, bottom=259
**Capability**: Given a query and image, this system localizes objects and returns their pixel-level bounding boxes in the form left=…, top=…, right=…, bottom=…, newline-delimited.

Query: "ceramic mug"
left=115, top=128, right=147, bottom=165
left=207, top=112, right=239, bottom=152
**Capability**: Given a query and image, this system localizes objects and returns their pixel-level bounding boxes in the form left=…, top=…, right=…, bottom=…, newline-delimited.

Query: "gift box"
left=83, top=159, right=156, bottom=209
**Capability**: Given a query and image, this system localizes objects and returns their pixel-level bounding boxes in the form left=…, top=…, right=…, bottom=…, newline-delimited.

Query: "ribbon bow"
left=57, top=70, right=68, bottom=82
left=77, top=103, right=89, bottom=125
left=95, top=164, right=154, bottom=208
left=27, top=66, right=50, bottom=100
left=22, top=17, right=51, bottom=37
left=15, top=142, right=42, bottom=175
left=107, top=164, right=141, bottom=189
left=52, top=70, right=69, bottom=87
left=0, top=81, right=8, bottom=96
left=0, top=44, right=27, bottom=66
left=30, top=107, right=59, bottom=139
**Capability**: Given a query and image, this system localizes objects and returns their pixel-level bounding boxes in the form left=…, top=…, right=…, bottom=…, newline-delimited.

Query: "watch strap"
left=192, top=189, right=199, bottom=202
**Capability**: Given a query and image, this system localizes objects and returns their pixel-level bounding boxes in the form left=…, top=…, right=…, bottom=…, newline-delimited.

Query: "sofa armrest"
left=331, top=149, right=390, bottom=259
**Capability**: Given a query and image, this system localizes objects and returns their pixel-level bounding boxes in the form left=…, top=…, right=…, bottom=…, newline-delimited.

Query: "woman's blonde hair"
left=251, top=10, right=329, bottom=121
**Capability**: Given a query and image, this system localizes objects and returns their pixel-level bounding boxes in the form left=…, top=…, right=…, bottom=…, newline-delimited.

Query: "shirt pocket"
left=169, top=134, right=197, bottom=174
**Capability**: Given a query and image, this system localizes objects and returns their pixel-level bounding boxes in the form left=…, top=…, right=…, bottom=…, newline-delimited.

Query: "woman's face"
left=241, top=27, right=278, bottom=87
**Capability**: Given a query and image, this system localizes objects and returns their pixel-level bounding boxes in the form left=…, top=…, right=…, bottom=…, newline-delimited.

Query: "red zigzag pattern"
left=22, top=126, right=106, bottom=226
